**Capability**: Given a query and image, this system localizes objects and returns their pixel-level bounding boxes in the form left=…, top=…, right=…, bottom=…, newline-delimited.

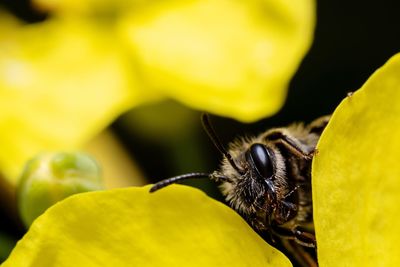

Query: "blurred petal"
left=34, top=0, right=315, bottom=121
left=32, top=0, right=133, bottom=15
left=2, top=185, right=291, bottom=267
left=83, top=130, right=147, bottom=188
left=313, top=53, right=400, bottom=266
left=0, top=13, right=141, bottom=183
left=119, top=0, right=315, bottom=122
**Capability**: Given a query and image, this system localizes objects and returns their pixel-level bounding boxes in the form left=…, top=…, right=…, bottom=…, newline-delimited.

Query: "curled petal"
left=313, top=53, right=400, bottom=266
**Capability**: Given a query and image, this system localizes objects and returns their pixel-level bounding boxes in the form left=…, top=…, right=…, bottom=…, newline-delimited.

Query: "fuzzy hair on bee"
left=150, top=114, right=330, bottom=267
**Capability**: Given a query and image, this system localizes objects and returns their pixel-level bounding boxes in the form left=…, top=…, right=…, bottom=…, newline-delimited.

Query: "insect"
left=150, top=114, right=330, bottom=267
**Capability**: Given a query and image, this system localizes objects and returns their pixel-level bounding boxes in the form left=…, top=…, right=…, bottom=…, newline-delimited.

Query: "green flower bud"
left=17, top=152, right=104, bottom=228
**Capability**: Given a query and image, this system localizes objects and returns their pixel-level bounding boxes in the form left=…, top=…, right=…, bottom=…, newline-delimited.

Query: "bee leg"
left=270, top=224, right=316, bottom=248
left=265, top=132, right=315, bottom=159
left=293, top=228, right=316, bottom=248
left=281, top=239, right=318, bottom=267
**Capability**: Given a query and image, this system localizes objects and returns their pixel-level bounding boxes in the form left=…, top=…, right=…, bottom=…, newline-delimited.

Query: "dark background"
left=1, top=0, right=400, bottom=260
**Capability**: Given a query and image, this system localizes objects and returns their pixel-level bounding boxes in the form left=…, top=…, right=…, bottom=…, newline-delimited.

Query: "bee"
left=150, top=114, right=330, bottom=267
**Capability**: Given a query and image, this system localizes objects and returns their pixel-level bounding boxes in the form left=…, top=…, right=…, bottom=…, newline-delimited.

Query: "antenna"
left=201, top=113, right=244, bottom=174
left=150, top=173, right=210, bottom=192
left=149, top=113, right=238, bottom=193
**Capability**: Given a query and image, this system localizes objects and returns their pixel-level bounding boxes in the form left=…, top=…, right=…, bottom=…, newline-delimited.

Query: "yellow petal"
left=119, top=0, right=315, bottom=122
left=0, top=13, right=140, bottom=183
left=2, top=185, right=291, bottom=267
left=313, top=53, right=400, bottom=266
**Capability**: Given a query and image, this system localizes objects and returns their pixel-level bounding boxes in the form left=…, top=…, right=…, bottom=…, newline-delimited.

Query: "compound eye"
left=248, top=143, right=274, bottom=178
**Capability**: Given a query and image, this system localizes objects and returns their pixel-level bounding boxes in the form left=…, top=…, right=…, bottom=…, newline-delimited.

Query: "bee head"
left=215, top=139, right=283, bottom=219
left=150, top=114, right=283, bottom=222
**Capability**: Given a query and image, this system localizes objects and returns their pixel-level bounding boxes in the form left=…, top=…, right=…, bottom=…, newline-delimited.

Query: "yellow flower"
left=2, top=53, right=400, bottom=266
left=0, top=0, right=315, bottom=184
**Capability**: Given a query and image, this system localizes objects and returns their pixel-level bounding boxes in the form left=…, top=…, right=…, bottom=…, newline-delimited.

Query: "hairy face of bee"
left=215, top=138, right=287, bottom=222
